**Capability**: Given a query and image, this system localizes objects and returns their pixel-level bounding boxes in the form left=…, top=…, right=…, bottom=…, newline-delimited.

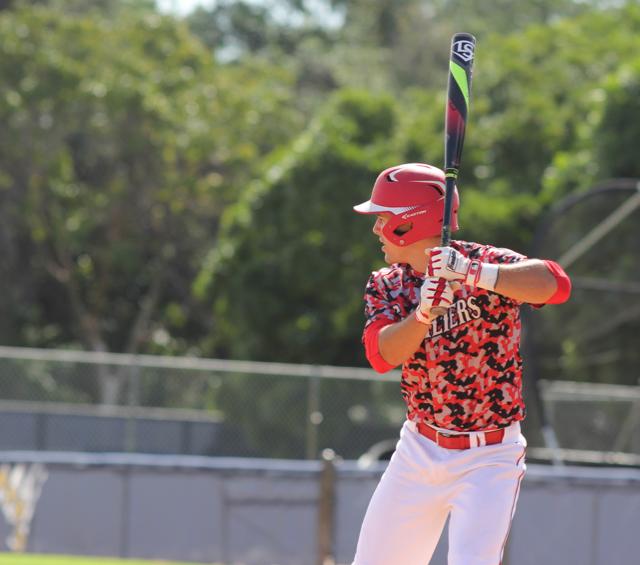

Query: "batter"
left=352, top=163, right=571, bottom=565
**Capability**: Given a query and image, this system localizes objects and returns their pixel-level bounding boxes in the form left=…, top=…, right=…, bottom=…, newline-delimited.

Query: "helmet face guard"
left=354, top=163, right=459, bottom=246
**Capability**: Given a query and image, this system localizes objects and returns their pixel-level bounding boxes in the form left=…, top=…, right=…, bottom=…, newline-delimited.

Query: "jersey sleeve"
left=481, top=245, right=528, bottom=265
left=361, top=270, right=404, bottom=373
left=363, top=270, right=404, bottom=329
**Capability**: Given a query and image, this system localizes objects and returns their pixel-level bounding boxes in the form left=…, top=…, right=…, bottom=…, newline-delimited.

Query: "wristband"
left=465, top=262, right=499, bottom=291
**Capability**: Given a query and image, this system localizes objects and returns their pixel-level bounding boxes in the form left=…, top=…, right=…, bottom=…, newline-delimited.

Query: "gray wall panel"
left=188, top=421, right=222, bottom=455
left=0, top=414, right=38, bottom=450
left=45, top=415, right=126, bottom=452
left=0, top=405, right=224, bottom=455
left=127, top=471, right=223, bottom=562
left=224, top=473, right=319, bottom=565
left=132, top=420, right=183, bottom=454
left=227, top=503, right=316, bottom=565
left=333, top=475, right=376, bottom=563
left=0, top=502, right=11, bottom=549
left=28, top=468, right=124, bottom=556
left=0, top=454, right=638, bottom=565
left=509, top=485, right=596, bottom=565
left=595, top=489, right=640, bottom=565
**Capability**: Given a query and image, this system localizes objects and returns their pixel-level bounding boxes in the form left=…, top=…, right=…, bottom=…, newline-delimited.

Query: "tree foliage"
left=1, top=7, right=215, bottom=352
left=201, top=3, right=640, bottom=370
left=196, top=89, right=400, bottom=365
left=0, top=4, right=304, bottom=401
left=1, top=0, right=640, bottom=409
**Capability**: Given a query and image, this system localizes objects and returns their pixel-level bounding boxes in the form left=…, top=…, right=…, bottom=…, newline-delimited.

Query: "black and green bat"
left=441, top=32, right=476, bottom=246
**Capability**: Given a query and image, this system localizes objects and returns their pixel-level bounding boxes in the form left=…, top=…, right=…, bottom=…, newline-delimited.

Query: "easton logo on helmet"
left=401, top=209, right=428, bottom=220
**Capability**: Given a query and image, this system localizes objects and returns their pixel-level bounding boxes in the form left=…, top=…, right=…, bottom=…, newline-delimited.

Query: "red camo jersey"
left=363, top=240, right=529, bottom=431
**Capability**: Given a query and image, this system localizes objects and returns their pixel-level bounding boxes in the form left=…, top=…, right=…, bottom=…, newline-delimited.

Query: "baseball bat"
left=432, top=33, right=476, bottom=318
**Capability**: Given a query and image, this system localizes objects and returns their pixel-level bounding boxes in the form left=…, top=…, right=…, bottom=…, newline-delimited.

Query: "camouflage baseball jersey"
left=363, top=240, right=529, bottom=431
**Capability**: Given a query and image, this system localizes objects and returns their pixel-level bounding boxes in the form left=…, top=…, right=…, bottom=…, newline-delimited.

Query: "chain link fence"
left=522, top=178, right=640, bottom=466
left=0, top=346, right=405, bottom=461
left=1, top=343, right=639, bottom=465
left=529, top=179, right=640, bottom=389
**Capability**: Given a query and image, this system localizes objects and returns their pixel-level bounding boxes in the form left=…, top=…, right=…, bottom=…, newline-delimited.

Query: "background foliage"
left=1, top=0, right=639, bottom=408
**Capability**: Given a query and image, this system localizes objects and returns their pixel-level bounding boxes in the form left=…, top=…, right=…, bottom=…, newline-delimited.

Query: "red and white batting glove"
left=427, top=246, right=499, bottom=291
left=415, top=277, right=454, bottom=325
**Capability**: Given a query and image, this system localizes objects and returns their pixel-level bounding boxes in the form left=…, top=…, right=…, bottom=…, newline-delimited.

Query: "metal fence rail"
left=0, top=346, right=403, bottom=460
left=0, top=345, right=399, bottom=381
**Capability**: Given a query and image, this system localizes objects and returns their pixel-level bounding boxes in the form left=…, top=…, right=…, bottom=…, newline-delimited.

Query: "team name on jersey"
left=426, top=295, right=481, bottom=338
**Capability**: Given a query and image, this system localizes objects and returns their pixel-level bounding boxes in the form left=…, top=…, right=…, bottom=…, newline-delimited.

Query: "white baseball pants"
left=352, top=420, right=526, bottom=565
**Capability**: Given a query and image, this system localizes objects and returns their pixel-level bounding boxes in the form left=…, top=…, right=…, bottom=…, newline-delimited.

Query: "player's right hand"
left=418, top=277, right=454, bottom=316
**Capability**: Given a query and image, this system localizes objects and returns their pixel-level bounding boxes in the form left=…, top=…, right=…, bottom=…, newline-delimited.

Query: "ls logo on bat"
left=453, top=40, right=475, bottom=63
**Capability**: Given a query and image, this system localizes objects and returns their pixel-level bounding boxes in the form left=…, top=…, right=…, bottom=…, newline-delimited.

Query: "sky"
left=156, top=0, right=212, bottom=15
left=156, top=0, right=344, bottom=27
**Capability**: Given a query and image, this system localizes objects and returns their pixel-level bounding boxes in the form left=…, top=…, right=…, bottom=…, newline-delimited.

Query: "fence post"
left=317, top=449, right=336, bottom=565
left=124, top=365, right=140, bottom=453
left=306, top=371, right=322, bottom=460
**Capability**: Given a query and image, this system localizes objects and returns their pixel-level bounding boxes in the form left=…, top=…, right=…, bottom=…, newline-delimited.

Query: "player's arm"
left=364, top=278, right=453, bottom=371
left=492, top=259, right=562, bottom=304
left=376, top=312, right=433, bottom=368
left=428, top=247, right=571, bottom=305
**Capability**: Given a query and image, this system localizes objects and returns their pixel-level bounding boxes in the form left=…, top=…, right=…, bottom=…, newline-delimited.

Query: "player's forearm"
left=428, top=247, right=571, bottom=305
left=494, top=259, right=559, bottom=303
left=378, top=314, right=429, bottom=367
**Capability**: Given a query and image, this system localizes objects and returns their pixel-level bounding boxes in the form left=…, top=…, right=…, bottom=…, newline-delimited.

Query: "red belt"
left=416, top=422, right=505, bottom=450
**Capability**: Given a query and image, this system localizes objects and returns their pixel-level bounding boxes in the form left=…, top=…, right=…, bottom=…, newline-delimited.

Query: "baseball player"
left=351, top=163, right=571, bottom=565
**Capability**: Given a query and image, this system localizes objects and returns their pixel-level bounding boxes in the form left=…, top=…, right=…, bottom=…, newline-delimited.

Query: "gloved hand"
left=427, top=246, right=499, bottom=291
left=415, top=277, right=454, bottom=325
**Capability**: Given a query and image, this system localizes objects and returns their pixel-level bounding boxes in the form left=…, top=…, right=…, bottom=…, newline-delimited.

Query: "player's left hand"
left=427, top=246, right=499, bottom=291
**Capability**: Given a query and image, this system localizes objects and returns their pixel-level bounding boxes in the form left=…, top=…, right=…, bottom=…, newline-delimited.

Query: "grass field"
left=0, top=555, right=211, bottom=565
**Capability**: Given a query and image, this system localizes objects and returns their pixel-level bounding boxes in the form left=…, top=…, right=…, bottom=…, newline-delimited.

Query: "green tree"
left=0, top=1, right=307, bottom=405
left=187, top=0, right=333, bottom=56
left=2, top=0, right=156, bottom=15
left=595, top=63, right=640, bottom=179
left=196, top=89, right=400, bottom=365
left=431, top=4, right=640, bottom=250
left=530, top=60, right=640, bottom=392
left=194, top=90, right=410, bottom=457
left=197, top=3, right=640, bottom=364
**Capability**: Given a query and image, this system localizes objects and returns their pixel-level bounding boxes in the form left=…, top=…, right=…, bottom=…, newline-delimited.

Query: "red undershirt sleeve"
left=363, top=318, right=396, bottom=373
left=542, top=260, right=572, bottom=304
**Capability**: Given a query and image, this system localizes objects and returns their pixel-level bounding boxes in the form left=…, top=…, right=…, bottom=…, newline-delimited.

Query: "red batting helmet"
left=353, top=163, right=459, bottom=246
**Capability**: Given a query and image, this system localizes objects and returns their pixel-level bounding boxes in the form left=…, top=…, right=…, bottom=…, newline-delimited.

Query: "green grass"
left=0, top=555, right=213, bottom=565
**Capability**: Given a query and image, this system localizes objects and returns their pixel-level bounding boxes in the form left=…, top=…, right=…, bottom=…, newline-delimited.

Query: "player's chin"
left=382, top=251, right=395, bottom=264
left=380, top=243, right=400, bottom=264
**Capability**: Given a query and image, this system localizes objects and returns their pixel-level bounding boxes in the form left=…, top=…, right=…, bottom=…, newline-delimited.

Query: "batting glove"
left=415, top=277, right=454, bottom=325
left=427, top=246, right=499, bottom=291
